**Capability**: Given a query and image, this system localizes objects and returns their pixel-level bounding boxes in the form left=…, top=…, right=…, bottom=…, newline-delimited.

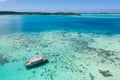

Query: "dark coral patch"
left=99, top=70, right=113, bottom=77
left=0, top=55, right=9, bottom=65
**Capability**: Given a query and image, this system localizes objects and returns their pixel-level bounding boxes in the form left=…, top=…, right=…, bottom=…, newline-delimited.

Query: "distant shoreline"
left=0, top=11, right=120, bottom=15
left=0, top=11, right=81, bottom=16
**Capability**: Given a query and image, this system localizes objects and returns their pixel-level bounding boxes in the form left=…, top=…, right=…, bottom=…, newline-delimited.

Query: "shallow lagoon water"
left=0, top=14, right=120, bottom=80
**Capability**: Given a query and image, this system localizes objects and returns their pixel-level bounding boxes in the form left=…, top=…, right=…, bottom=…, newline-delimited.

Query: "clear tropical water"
left=0, top=14, right=120, bottom=80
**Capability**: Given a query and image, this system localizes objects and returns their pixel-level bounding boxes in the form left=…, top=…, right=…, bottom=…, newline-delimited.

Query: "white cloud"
left=0, top=0, right=7, bottom=2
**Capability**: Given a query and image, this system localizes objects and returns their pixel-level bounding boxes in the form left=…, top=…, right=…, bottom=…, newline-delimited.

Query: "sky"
left=0, top=0, right=120, bottom=13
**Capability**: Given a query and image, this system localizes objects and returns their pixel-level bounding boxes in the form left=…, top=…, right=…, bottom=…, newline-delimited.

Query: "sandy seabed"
left=0, top=31, right=120, bottom=80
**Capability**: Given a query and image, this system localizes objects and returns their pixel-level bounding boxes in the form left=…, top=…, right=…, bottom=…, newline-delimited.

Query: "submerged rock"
left=99, top=70, right=113, bottom=77
left=0, top=55, right=9, bottom=65
left=32, top=71, right=36, bottom=73
left=35, top=53, right=39, bottom=55
left=89, top=73, right=95, bottom=80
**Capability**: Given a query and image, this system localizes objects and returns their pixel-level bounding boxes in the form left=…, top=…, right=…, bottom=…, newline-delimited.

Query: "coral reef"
left=99, top=70, right=113, bottom=77
left=0, top=55, right=9, bottom=65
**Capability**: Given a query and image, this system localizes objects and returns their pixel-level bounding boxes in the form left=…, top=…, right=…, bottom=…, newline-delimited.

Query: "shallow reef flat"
left=0, top=31, right=120, bottom=80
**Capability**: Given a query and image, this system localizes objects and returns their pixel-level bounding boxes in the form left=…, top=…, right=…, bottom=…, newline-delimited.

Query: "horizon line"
left=0, top=11, right=120, bottom=14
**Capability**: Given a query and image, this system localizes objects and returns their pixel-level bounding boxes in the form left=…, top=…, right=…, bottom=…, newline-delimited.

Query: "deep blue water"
left=0, top=14, right=120, bottom=34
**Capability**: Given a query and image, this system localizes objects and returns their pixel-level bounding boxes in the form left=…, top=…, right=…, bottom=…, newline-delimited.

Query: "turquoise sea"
left=0, top=14, right=120, bottom=80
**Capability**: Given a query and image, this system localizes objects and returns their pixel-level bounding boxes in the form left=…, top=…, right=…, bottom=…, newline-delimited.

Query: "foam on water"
left=0, top=31, right=120, bottom=80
